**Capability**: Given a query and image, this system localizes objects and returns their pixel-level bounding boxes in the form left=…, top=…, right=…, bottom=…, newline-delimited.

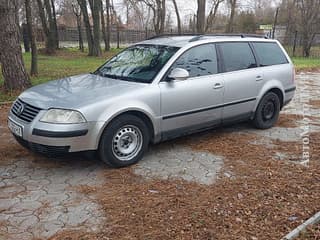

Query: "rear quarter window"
left=252, top=42, right=288, bottom=66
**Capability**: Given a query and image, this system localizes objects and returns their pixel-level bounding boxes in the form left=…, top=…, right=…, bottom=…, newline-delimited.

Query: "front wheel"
left=253, top=92, right=280, bottom=129
left=98, top=114, right=150, bottom=168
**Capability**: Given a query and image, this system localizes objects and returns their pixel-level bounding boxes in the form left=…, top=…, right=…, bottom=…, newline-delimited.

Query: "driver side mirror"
left=167, top=68, right=189, bottom=81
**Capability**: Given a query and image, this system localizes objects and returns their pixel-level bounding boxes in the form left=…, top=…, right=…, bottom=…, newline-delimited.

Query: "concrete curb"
left=282, top=211, right=320, bottom=240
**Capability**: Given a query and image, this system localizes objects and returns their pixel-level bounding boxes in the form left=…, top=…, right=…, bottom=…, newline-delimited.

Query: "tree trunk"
left=197, top=0, right=206, bottom=33
left=226, top=0, right=237, bottom=33
left=22, top=24, right=30, bottom=52
left=159, top=0, right=166, bottom=34
left=106, top=0, right=111, bottom=51
left=25, top=0, right=38, bottom=76
left=0, top=0, right=31, bottom=91
left=50, top=0, right=59, bottom=49
left=72, top=4, right=84, bottom=52
left=77, top=15, right=84, bottom=52
left=77, top=0, right=94, bottom=55
left=89, top=0, right=102, bottom=56
left=172, top=0, right=181, bottom=34
left=43, top=0, right=58, bottom=51
left=101, top=2, right=108, bottom=52
left=272, top=7, right=279, bottom=39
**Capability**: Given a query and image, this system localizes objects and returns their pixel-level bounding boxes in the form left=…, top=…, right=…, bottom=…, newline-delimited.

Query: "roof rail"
left=189, top=33, right=268, bottom=42
left=147, top=33, right=198, bottom=40
left=146, top=33, right=268, bottom=41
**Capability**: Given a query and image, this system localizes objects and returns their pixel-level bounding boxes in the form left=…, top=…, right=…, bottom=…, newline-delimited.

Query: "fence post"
left=145, top=28, right=148, bottom=39
left=117, top=24, right=120, bottom=49
left=293, top=31, right=298, bottom=57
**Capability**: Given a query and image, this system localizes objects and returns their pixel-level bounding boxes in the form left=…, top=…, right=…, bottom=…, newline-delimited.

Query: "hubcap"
left=112, top=125, right=143, bottom=161
left=263, top=100, right=275, bottom=120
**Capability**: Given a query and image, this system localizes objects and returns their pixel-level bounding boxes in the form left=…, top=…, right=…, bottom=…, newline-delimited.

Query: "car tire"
left=98, top=114, right=150, bottom=168
left=253, top=92, right=280, bottom=129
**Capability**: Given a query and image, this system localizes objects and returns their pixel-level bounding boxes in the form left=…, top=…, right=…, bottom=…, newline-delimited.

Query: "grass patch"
left=292, top=57, right=320, bottom=71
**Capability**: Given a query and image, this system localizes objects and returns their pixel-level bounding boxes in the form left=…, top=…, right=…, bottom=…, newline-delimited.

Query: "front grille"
left=11, top=98, right=42, bottom=123
left=14, top=135, right=70, bottom=157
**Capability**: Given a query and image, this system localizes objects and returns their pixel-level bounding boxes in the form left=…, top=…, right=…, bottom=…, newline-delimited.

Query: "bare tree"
left=77, top=0, right=101, bottom=56
left=77, top=0, right=94, bottom=55
left=172, top=0, right=181, bottom=34
left=296, top=0, right=320, bottom=57
left=0, top=0, right=31, bottom=91
left=196, top=0, right=206, bottom=33
left=71, top=1, right=84, bottom=51
left=126, top=0, right=152, bottom=30
left=205, top=0, right=224, bottom=32
left=279, top=0, right=298, bottom=44
left=138, top=0, right=166, bottom=35
left=36, top=0, right=59, bottom=53
left=226, top=0, right=237, bottom=33
left=25, top=0, right=38, bottom=75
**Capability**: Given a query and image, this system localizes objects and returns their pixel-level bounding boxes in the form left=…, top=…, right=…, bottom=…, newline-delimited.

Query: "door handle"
left=213, top=83, right=223, bottom=89
left=256, top=76, right=263, bottom=81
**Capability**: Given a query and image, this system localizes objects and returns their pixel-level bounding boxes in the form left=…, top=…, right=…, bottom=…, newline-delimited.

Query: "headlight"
left=40, top=109, right=86, bottom=124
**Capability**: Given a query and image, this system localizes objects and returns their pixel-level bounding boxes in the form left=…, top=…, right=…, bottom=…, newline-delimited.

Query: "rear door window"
left=218, top=42, right=257, bottom=72
left=252, top=42, right=288, bottom=66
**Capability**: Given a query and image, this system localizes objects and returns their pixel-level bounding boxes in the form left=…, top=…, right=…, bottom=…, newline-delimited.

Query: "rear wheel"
left=99, top=114, right=150, bottom=168
left=253, top=92, right=280, bottom=129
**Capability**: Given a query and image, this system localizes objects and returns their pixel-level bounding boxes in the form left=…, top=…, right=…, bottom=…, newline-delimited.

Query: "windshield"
left=94, top=45, right=179, bottom=83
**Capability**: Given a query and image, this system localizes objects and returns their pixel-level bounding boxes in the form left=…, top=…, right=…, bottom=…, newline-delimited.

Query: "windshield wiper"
left=102, top=73, right=123, bottom=80
left=99, top=73, right=144, bottom=83
left=92, top=69, right=103, bottom=76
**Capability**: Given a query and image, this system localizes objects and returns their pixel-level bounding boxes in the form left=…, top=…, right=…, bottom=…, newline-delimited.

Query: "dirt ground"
left=0, top=72, right=319, bottom=240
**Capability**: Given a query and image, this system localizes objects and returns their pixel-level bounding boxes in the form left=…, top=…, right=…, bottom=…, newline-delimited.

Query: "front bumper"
left=13, top=135, right=71, bottom=156
left=8, top=109, right=104, bottom=153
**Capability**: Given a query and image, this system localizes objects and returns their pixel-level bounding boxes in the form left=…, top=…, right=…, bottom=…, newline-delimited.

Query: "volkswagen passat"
left=8, top=34, right=296, bottom=167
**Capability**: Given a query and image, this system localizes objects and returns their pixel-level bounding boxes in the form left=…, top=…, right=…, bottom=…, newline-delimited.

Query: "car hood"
left=19, top=74, right=147, bottom=109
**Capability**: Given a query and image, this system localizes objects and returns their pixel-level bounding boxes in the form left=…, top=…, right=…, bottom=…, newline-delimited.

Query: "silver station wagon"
left=8, top=34, right=296, bottom=167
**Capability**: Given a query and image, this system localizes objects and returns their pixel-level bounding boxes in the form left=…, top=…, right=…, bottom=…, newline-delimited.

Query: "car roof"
left=139, top=35, right=277, bottom=48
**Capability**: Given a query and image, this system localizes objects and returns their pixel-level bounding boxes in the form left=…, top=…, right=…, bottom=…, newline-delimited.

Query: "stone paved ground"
left=0, top=73, right=319, bottom=239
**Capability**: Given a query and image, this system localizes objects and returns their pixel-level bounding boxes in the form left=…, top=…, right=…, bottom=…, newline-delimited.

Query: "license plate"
left=8, top=119, right=23, bottom=137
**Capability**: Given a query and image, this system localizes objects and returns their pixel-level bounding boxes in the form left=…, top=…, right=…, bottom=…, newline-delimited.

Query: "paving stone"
left=0, top=184, right=25, bottom=199
left=135, top=145, right=223, bottom=185
left=5, top=232, right=34, bottom=240
left=12, top=200, right=42, bottom=211
left=0, top=198, right=20, bottom=212
left=17, top=189, right=47, bottom=202
left=25, top=179, right=51, bottom=191
left=37, top=192, right=69, bottom=205
left=8, top=215, right=39, bottom=231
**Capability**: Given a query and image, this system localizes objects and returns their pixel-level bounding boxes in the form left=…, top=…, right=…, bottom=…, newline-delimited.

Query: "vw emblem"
left=16, top=103, right=25, bottom=116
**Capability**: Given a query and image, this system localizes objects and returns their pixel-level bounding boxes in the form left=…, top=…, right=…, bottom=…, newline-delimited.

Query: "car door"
left=159, top=43, right=224, bottom=137
left=217, top=42, right=263, bottom=123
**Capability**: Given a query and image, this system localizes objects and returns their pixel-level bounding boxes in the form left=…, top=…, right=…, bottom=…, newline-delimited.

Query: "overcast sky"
left=112, top=0, right=279, bottom=26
